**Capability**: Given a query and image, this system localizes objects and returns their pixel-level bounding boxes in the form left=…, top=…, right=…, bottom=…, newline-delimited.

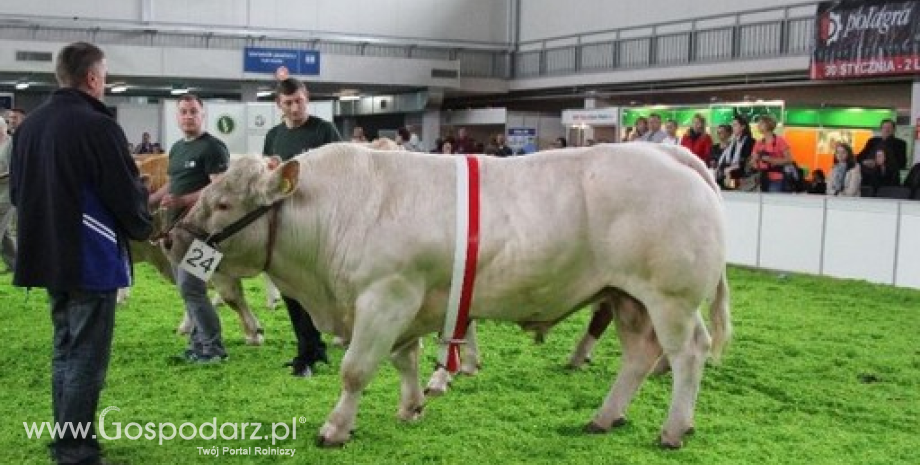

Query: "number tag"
left=179, top=239, right=223, bottom=282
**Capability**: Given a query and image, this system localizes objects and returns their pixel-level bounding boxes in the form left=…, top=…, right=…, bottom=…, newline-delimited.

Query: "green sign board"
left=216, top=115, right=236, bottom=135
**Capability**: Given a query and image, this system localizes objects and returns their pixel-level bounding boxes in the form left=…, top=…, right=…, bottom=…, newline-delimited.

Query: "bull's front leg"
left=317, top=276, right=424, bottom=447
left=425, top=321, right=481, bottom=396
left=212, top=273, right=264, bottom=346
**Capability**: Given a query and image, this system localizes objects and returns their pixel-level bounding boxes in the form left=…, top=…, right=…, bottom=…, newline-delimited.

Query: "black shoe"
left=291, top=362, right=314, bottom=378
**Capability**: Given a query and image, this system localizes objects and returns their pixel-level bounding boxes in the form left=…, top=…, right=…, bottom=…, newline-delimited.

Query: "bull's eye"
left=216, top=202, right=230, bottom=211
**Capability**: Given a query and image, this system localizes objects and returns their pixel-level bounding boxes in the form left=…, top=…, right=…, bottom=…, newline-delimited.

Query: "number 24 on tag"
left=180, top=239, right=223, bottom=281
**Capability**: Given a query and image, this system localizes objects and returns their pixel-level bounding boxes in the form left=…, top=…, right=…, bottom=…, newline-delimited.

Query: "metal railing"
left=513, top=2, right=818, bottom=78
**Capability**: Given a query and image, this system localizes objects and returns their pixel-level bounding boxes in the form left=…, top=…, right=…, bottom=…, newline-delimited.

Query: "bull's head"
left=166, top=155, right=300, bottom=277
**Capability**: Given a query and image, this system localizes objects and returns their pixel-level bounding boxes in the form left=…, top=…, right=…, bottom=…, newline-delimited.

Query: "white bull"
left=167, top=142, right=731, bottom=449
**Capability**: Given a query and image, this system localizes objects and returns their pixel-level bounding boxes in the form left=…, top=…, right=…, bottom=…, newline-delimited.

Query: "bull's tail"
left=708, top=272, right=732, bottom=363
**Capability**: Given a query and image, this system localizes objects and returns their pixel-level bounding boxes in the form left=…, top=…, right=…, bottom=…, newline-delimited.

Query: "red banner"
left=811, top=0, right=920, bottom=80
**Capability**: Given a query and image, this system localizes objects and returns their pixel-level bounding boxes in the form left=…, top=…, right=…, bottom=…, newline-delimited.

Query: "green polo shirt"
left=167, top=132, right=229, bottom=222
left=262, top=116, right=342, bottom=160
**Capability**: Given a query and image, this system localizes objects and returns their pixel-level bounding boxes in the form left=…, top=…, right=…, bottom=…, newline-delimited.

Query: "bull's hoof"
left=583, top=422, right=608, bottom=434
left=584, top=417, right=626, bottom=434
left=315, top=434, right=347, bottom=448
left=423, top=386, right=446, bottom=397
left=397, top=404, right=425, bottom=422
left=659, top=439, right=683, bottom=450
left=245, top=334, right=265, bottom=346
left=459, top=364, right=480, bottom=376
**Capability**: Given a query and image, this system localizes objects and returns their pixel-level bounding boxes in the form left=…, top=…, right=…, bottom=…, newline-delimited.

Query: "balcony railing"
left=513, top=2, right=818, bottom=78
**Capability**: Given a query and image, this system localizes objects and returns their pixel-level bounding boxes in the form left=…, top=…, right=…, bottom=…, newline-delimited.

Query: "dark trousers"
left=48, top=289, right=116, bottom=465
left=282, top=295, right=326, bottom=366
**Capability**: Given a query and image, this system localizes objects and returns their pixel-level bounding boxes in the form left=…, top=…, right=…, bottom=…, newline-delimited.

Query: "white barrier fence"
left=724, top=192, right=920, bottom=289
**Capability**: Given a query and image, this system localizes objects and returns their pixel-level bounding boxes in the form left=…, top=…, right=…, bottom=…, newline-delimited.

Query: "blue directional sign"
left=244, top=47, right=321, bottom=75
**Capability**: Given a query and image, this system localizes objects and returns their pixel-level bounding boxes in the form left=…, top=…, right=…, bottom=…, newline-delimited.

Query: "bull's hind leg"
left=318, top=276, right=424, bottom=447
left=391, top=339, right=425, bottom=421
left=650, top=304, right=711, bottom=449
left=212, top=274, right=264, bottom=346
left=569, top=300, right=614, bottom=368
left=460, top=321, right=481, bottom=375
left=586, top=296, right=661, bottom=432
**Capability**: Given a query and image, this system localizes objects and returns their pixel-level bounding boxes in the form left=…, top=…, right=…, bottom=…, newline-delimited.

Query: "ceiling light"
left=256, top=90, right=273, bottom=98
left=111, top=84, right=128, bottom=93
left=339, top=94, right=360, bottom=101
left=170, top=86, right=189, bottom=96
left=14, top=81, right=30, bottom=90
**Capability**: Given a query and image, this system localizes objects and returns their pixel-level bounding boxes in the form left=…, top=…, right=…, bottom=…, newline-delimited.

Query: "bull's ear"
left=277, top=160, right=300, bottom=196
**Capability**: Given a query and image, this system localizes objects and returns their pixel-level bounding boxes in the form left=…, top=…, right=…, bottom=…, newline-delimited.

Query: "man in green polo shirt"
left=150, top=94, right=229, bottom=363
left=264, top=77, right=342, bottom=377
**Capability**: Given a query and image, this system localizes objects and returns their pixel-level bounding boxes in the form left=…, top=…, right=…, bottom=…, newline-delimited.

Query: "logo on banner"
left=820, top=11, right=842, bottom=44
left=216, top=115, right=236, bottom=135
left=254, top=115, right=266, bottom=128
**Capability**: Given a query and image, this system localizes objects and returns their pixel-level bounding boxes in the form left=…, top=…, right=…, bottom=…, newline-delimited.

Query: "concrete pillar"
left=422, top=109, right=441, bottom=152
left=911, top=81, right=920, bottom=166
left=240, top=82, right=261, bottom=103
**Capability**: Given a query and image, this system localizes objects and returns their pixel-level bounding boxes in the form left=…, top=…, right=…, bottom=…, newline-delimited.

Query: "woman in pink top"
left=751, top=115, right=793, bottom=192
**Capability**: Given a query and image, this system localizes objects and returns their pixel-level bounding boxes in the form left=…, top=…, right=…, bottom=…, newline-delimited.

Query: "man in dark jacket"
left=857, top=119, right=908, bottom=171
left=10, top=42, right=152, bottom=465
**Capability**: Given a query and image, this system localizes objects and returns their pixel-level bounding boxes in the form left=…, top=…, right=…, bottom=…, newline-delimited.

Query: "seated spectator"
left=857, top=119, right=907, bottom=171
left=454, top=127, right=474, bottom=153
left=806, top=169, right=827, bottom=195
left=395, top=127, right=411, bottom=149
left=430, top=138, right=444, bottom=154
left=862, top=147, right=900, bottom=190
left=135, top=131, right=154, bottom=154
left=680, top=113, right=713, bottom=164
left=550, top=137, right=567, bottom=149
left=627, top=117, right=648, bottom=141
left=827, top=143, right=861, bottom=196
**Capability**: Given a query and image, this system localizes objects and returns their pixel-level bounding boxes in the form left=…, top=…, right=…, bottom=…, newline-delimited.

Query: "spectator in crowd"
left=495, top=133, right=513, bottom=157
left=827, top=143, right=861, bottom=196
left=806, top=169, right=827, bottom=195
left=10, top=42, right=152, bottom=465
left=148, top=94, right=230, bottom=364
left=441, top=139, right=455, bottom=154
left=135, top=131, right=155, bottom=154
left=404, top=125, right=424, bottom=152
left=711, top=124, right=732, bottom=162
left=857, top=119, right=907, bottom=171
left=262, top=77, right=340, bottom=377
left=0, top=117, right=15, bottom=272
left=681, top=113, right=714, bottom=164
left=395, top=127, right=411, bottom=149
left=152, top=143, right=165, bottom=154
left=627, top=117, right=649, bottom=141
left=4, top=108, right=25, bottom=135
left=454, top=127, right=474, bottom=153
left=715, top=117, right=754, bottom=190
left=639, top=113, right=666, bottom=142
left=752, top=115, right=793, bottom=193
left=431, top=137, right=444, bottom=154
left=351, top=126, right=367, bottom=143
left=550, top=137, right=567, bottom=149
left=662, top=120, right=680, bottom=145
left=862, top=147, right=901, bottom=190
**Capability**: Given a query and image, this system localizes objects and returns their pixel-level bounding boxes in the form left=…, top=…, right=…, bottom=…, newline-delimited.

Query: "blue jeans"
left=176, top=267, right=225, bottom=357
left=48, top=289, right=116, bottom=464
left=765, top=180, right=786, bottom=193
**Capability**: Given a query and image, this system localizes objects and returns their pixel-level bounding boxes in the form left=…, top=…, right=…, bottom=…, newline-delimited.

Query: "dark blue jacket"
left=10, top=88, right=152, bottom=291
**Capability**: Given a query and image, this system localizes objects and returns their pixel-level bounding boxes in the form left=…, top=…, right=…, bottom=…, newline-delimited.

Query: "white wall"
left=0, top=0, right=511, bottom=45
left=117, top=104, right=162, bottom=148
left=518, top=0, right=815, bottom=43
left=723, top=193, right=920, bottom=289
